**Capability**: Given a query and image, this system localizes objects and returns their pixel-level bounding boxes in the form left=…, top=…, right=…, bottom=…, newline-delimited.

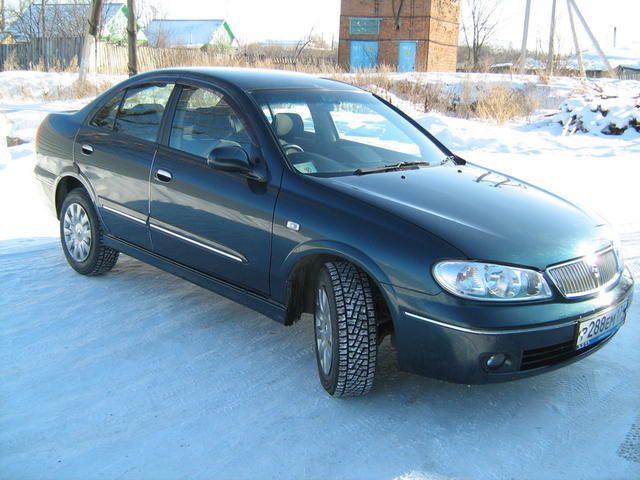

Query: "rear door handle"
left=155, top=169, right=173, bottom=183
left=81, top=144, right=93, bottom=155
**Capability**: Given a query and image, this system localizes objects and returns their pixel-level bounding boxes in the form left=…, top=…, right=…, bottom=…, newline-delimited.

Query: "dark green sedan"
left=35, top=68, right=634, bottom=396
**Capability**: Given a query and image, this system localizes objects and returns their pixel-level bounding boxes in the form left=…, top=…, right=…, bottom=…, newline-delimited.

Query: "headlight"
left=433, top=261, right=553, bottom=301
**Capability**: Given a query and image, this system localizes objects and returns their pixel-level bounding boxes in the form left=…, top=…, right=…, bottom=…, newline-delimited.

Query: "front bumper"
left=389, top=266, right=634, bottom=384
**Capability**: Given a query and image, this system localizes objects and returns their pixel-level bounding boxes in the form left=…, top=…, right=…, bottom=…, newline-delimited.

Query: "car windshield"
left=251, top=89, right=448, bottom=176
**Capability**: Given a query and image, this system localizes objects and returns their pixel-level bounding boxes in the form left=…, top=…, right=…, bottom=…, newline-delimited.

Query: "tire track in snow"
left=618, top=413, right=640, bottom=464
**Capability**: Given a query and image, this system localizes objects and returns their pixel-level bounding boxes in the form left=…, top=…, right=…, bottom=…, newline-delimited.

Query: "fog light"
left=486, top=353, right=507, bottom=370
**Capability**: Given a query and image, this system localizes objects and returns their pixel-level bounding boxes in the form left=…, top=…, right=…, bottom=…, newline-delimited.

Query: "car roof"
left=141, top=67, right=362, bottom=93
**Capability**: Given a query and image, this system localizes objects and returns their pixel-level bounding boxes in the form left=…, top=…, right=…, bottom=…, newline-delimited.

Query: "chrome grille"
left=547, top=247, right=620, bottom=298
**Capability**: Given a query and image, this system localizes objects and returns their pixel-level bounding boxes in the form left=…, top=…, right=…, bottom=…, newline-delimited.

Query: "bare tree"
left=460, top=0, right=500, bottom=71
left=127, top=0, right=137, bottom=76
left=7, top=1, right=89, bottom=41
left=1, top=0, right=6, bottom=32
left=293, top=28, right=314, bottom=70
left=145, top=3, right=170, bottom=47
left=148, top=22, right=171, bottom=48
left=79, top=0, right=102, bottom=82
left=39, top=0, right=48, bottom=71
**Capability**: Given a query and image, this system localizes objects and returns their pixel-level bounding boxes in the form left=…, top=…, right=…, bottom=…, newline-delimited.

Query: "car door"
left=149, top=83, right=277, bottom=295
left=75, top=82, right=175, bottom=249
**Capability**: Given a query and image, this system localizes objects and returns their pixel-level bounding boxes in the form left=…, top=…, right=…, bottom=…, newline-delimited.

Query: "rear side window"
left=169, top=86, right=251, bottom=158
left=114, top=84, right=174, bottom=142
left=90, top=91, right=124, bottom=129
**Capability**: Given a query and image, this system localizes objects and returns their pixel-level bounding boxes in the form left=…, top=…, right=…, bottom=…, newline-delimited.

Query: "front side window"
left=114, top=83, right=174, bottom=142
left=252, top=89, right=447, bottom=176
left=169, top=86, right=251, bottom=158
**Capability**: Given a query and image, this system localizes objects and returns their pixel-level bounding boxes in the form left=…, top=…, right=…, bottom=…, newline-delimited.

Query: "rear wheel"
left=313, top=261, right=378, bottom=397
left=60, top=189, right=119, bottom=276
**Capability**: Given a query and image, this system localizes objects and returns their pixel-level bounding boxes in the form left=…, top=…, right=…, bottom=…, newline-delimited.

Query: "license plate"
left=576, top=302, right=627, bottom=350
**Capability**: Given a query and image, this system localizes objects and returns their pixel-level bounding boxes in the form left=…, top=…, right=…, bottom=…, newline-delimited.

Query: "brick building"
left=338, top=0, right=460, bottom=72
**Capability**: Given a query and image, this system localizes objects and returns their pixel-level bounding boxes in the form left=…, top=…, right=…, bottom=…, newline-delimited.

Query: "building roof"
left=567, top=46, right=640, bottom=71
left=490, top=59, right=546, bottom=71
left=7, top=2, right=124, bottom=41
left=145, top=19, right=234, bottom=47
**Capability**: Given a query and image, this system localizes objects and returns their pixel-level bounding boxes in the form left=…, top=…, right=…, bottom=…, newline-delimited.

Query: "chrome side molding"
left=102, top=205, right=147, bottom=225
left=149, top=223, right=245, bottom=263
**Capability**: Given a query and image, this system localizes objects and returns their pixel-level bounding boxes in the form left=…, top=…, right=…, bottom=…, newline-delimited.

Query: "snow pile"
left=551, top=82, right=640, bottom=137
left=0, top=71, right=78, bottom=101
left=0, top=114, right=8, bottom=163
left=0, top=71, right=123, bottom=102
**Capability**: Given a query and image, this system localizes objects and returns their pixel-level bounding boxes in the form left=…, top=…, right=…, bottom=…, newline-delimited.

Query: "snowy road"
left=1, top=84, right=639, bottom=479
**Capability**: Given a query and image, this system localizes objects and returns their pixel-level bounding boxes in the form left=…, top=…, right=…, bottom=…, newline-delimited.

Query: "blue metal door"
left=398, top=41, right=417, bottom=72
left=350, top=41, right=379, bottom=71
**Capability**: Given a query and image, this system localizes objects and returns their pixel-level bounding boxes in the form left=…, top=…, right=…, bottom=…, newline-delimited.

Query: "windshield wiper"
left=353, top=161, right=430, bottom=176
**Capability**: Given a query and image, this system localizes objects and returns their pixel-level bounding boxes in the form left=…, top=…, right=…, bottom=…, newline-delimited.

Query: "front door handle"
left=81, top=144, right=93, bottom=155
left=155, top=169, right=173, bottom=183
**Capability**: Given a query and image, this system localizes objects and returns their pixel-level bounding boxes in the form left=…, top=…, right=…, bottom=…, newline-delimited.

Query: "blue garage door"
left=350, top=41, right=379, bottom=71
left=398, top=41, right=417, bottom=72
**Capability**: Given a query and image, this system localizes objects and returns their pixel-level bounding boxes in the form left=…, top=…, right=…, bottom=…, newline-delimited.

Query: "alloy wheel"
left=63, top=202, right=92, bottom=262
left=315, top=286, right=333, bottom=376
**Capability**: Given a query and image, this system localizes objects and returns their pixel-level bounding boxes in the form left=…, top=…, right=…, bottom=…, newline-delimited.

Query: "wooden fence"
left=0, top=37, right=337, bottom=74
left=0, top=37, right=84, bottom=71
left=93, top=43, right=338, bottom=74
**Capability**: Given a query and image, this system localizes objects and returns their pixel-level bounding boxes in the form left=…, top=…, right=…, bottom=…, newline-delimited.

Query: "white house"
left=145, top=19, right=237, bottom=49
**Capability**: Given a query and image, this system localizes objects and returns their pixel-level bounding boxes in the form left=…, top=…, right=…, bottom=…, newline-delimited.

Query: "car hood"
left=322, top=163, right=612, bottom=269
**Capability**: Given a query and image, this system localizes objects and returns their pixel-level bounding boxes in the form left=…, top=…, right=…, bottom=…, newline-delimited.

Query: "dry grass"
left=334, top=72, right=539, bottom=123
left=3, top=50, right=20, bottom=71
left=68, top=78, right=119, bottom=98
left=475, top=86, right=539, bottom=124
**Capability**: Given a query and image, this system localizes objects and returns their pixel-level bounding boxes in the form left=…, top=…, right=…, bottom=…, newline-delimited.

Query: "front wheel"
left=60, top=189, right=119, bottom=276
left=314, top=262, right=378, bottom=397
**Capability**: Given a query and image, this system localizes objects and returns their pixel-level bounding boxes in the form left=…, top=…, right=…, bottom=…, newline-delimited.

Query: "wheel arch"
left=281, top=242, right=396, bottom=336
left=54, top=173, right=97, bottom=219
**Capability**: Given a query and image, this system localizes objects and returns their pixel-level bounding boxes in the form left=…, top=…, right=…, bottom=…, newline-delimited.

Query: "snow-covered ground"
left=1, top=72, right=639, bottom=480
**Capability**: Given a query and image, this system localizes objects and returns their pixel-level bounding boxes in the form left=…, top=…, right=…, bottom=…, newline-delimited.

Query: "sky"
left=4, top=0, right=639, bottom=53
left=156, top=0, right=638, bottom=53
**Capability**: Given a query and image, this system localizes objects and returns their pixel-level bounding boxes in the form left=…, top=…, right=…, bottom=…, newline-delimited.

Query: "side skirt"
left=104, top=235, right=286, bottom=324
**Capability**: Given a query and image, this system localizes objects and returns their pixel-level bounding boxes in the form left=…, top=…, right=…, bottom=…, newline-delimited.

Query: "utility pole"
left=568, top=0, right=611, bottom=71
left=519, top=0, right=532, bottom=73
left=127, top=0, right=138, bottom=76
left=566, top=0, right=584, bottom=78
left=79, top=0, right=103, bottom=82
left=547, top=0, right=557, bottom=75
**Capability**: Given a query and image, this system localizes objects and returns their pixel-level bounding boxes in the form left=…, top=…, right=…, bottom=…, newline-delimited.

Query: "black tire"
left=313, top=261, right=378, bottom=397
left=59, top=188, right=119, bottom=276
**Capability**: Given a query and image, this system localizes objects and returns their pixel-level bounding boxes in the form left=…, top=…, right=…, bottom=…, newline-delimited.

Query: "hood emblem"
left=590, top=263, right=601, bottom=284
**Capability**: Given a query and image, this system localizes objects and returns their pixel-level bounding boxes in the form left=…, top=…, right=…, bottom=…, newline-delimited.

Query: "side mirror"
left=207, top=145, right=251, bottom=174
